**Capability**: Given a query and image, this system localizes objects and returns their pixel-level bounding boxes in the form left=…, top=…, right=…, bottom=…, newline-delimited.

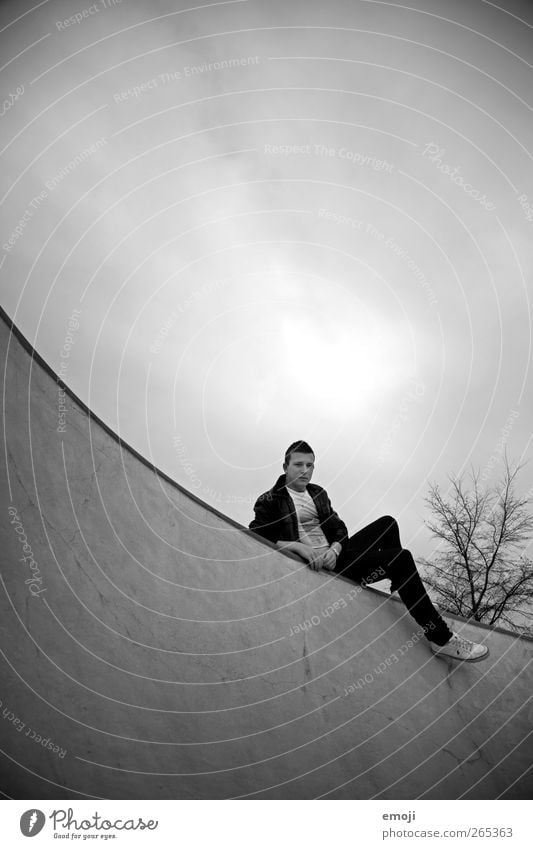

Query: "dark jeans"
left=335, top=516, right=453, bottom=645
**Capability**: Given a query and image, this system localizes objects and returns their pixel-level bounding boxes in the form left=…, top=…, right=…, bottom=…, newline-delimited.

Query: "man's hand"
left=322, top=549, right=338, bottom=571
left=281, top=542, right=325, bottom=569
left=297, top=545, right=339, bottom=571
left=305, top=547, right=327, bottom=570
left=275, top=540, right=321, bottom=566
left=275, top=541, right=334, bottom=571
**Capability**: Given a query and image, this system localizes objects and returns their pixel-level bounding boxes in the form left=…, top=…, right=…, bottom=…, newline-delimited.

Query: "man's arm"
left=249, top=494, right=308, bottom=555
left=275, top=539, right=312, bottom=558
left=249, top=493, right=278, bottom=542
left=250, top=491, right=329, bottom=570
left=276, top=540, right=328, bottom=570
left=321, top=542, right=342, bottom=571
left=274, top=540, right=303, bottom=555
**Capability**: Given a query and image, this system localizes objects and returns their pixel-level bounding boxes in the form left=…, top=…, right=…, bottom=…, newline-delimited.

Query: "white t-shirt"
left=287, top=486, right=329, bottom=550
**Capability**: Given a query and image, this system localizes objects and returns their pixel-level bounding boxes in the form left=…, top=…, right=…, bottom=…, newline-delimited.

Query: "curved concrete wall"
left=1, top=309, right=531, bottom=799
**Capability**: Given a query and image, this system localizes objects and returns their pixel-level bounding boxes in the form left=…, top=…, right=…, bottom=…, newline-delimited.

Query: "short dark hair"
left=284, top=440, right=315, bottom=466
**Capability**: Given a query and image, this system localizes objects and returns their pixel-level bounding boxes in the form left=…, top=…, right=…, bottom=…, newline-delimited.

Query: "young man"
left=249, top=440, right=489, bottom=662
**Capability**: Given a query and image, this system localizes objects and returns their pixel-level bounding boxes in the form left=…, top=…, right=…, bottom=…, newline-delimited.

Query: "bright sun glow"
left=279, top=313, right=412, bottom=416
left=201, top=276, right=418, bottom=432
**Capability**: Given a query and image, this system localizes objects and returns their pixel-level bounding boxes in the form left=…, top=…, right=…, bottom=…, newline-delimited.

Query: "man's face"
left=284, top=452, right=315, bottom=491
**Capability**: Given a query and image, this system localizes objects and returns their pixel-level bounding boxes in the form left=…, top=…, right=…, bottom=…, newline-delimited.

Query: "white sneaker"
left=431, top=632, right=489, bottom=663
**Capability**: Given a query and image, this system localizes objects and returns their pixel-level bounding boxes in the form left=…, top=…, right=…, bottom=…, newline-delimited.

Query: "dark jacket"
left=249, top=474, right=348, bottom=548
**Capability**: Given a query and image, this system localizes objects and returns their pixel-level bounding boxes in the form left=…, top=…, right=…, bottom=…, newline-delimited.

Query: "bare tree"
left=420, top=458, right=533, bottom=636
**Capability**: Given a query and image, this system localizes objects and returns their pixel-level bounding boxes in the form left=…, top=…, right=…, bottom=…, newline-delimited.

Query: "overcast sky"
left=1, top=0, right=532, bottom=560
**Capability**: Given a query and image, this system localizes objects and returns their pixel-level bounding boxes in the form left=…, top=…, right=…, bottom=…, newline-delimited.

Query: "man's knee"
left=385, top=546, right=413, bottom=570
left=376, top=515, right=399, bottom=542
left=380, top=514, right=398, bottom=530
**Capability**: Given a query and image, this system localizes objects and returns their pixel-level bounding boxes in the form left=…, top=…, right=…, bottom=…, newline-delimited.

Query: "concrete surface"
left=1, top=306, right=531, bottom=799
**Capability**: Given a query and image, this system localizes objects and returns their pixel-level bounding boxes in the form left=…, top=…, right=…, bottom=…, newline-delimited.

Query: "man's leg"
left=336, top=516, right=453, bottom=645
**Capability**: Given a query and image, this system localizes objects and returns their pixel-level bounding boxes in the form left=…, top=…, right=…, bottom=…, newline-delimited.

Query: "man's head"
left=283, top=440, right=315, bottom=491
